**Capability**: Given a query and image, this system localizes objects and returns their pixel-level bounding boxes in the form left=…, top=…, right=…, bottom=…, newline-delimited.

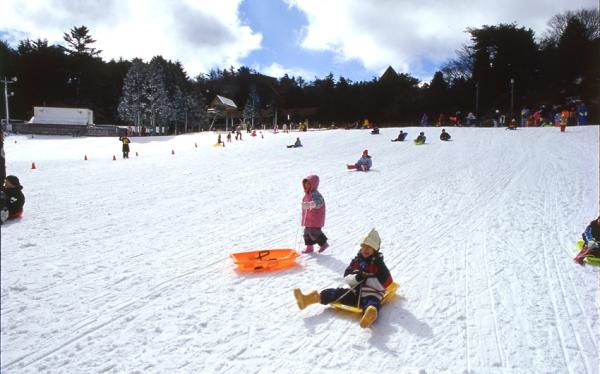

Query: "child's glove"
left=353, top=270, right=369, bottom=282
left=588, top=240, right=598, bottom=250
left=301, top=201, right=316, bottom=210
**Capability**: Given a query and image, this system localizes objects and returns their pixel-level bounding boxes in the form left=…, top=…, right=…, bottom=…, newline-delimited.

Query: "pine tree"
left=144, top=57, right=170, bottom=131
left=118, top=58, right=147, bottom=127
left=63, top=25, right=101, bottom=56
left=243, top=86, right=260, bottom=128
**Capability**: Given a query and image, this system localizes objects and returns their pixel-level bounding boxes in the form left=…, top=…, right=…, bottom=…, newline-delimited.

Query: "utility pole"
left=2, top=76, right=17, bottom=131
left=475, top=81, right=480, bottom=117
left=510, top=78, right=515, bottom=120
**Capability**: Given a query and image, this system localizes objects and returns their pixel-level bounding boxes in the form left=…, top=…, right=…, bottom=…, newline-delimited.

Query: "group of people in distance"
left=390, top=129, right=451, bottom=143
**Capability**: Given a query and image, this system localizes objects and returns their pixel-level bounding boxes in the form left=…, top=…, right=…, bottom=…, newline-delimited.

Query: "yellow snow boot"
left=293, top=289, right=320, bottom=310
left=359, top=305, right=378, bottom=328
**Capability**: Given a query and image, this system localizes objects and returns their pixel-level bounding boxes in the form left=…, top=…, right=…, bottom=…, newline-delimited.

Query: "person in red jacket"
left=293, top=229, right=393, bottom=328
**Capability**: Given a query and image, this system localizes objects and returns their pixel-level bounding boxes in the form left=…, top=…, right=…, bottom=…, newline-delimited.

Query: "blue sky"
left=238, top=1, right=374, bottom=82
left=1, top=0, right=596, bottom=83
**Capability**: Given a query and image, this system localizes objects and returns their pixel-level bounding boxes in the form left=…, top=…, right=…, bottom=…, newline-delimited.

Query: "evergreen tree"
left=63, top=25, right=102, bottom=56
left=243, top=86, right=260, bottom=128
left=144, top=57, right=170, bottom=131
left=118, top=58, right=147, bottom=127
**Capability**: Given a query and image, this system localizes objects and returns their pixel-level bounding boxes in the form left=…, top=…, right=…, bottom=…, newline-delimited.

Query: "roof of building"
left=211, top=95, right=238, bottom=109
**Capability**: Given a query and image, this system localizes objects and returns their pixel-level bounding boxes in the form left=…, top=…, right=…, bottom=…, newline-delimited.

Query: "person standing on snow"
left=574, top=216, right=600, bottom=265
left=119, top=134, right=131, bottom=158
left=301, top=175, right=328, bottom=253
left=293, top=228, right=393, bottom=328
left=577, top=102, right=588, bottom=126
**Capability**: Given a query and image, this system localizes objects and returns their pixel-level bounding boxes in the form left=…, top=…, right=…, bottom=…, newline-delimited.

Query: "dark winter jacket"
left=1, top=185, right=25, bottom=218
left=120, top=136, right=131, bottom=151
left=583, top=219, right=600, bottom=243
left=392, top=132, right=407, bottom=141
left=343, top=252, right=393, bottom=300
left=440, top=132, right=451, bottom=141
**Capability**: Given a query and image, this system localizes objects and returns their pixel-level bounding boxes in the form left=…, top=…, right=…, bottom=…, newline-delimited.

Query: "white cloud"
left=1, top=0, right=263, bottom=78
left=257, top=62, right=317, bottom=81
left=286, top=0, right=596, bottom=78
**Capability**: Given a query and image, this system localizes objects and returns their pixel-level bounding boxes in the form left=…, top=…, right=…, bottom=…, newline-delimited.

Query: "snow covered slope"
left=1, top=126, right=598, bottom=373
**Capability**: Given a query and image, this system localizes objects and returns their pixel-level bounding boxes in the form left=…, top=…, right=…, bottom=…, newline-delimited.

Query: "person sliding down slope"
left=294, top=229, right=393, bottom=328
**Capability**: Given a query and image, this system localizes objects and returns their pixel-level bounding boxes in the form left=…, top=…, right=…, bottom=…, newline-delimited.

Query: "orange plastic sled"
left=230, top=249, right=300, bottom=272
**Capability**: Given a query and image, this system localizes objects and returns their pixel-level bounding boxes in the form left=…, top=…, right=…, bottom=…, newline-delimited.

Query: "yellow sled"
left=330, top=282, right=399, bottom=313
left=577, top=240, right=600, bottom=266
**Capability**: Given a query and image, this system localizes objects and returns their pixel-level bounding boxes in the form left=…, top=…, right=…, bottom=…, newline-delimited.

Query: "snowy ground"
left=1, top=126, right=598, bottom=373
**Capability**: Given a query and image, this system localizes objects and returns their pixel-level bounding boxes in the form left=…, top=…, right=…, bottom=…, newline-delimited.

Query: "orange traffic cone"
left=171, top=149, right=175, bottom=155
left=31, top=162, right=36, bottom=169
left=113, top=155, right=116, bottom=161
left=84, top=155, right=88, bottom=160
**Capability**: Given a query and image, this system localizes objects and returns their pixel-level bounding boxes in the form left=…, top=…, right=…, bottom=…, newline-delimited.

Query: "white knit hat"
left=360, top=228, right=381, bottom=251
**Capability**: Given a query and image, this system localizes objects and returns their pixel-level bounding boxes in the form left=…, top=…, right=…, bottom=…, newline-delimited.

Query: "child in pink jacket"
left=301, top=175, right=328, bottom=253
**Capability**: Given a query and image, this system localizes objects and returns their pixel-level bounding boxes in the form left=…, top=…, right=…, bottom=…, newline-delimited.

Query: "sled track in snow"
left=1, top=256, right=226, bottom=371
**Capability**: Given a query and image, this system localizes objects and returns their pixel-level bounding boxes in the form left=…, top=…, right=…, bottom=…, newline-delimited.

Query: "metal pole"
left=475, top=81, right=479, bottom=117
left=510, top=79, right=514, bottom=120
left=3, top=77, right=9, bottom=128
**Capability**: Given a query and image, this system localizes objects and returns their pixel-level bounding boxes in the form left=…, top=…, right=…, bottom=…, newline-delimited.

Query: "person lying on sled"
left=574, top=216, right=600, bottom=265
left=293, top=228, right=393, bottom=328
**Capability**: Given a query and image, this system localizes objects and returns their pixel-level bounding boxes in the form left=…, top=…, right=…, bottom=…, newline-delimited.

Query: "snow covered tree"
left=118, top=58, right=147, bottom=127
left=144, top=57, right=171, bottom=131
left=184, top=84, right=209, bottom=132
left=243, top=86, right=260, bottom=128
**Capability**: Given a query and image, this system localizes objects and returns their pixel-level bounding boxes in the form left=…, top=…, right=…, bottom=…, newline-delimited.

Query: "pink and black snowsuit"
left=301, top=175, right=327, bottom=246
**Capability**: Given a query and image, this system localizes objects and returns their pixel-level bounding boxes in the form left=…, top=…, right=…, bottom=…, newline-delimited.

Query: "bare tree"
left=541, top=8, right=599, bottom=47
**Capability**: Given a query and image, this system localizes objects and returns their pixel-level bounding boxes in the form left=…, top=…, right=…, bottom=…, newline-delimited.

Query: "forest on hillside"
left=1, top=8, right=598, bottom=132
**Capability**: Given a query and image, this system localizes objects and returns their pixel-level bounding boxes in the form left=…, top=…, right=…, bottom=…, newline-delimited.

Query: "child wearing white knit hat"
left=293, top=228, right=393, bottom=328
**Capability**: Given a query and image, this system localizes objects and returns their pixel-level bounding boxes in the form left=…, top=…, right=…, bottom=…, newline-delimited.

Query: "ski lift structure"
left=208, top=95, right=238, bottom=131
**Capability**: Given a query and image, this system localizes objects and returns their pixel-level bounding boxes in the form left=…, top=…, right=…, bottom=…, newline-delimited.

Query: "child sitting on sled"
left=287, top=137, right=303, bottom=148
left=301, top=175, right=328, bottom=253
left=348, top=149, right=372, bottom=171
left=216, top=134, right=225, bottom=147
left=0, top=175, right=25, bottom=225
left=391, top=130, right=407, bottom=142
left=414, top=132, right=426, bottom=144
left=574, top=216, right=600, bottom=265
left=439, top=129, right=451, bottom=141
left=294, top=228, right=393, bottom=328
